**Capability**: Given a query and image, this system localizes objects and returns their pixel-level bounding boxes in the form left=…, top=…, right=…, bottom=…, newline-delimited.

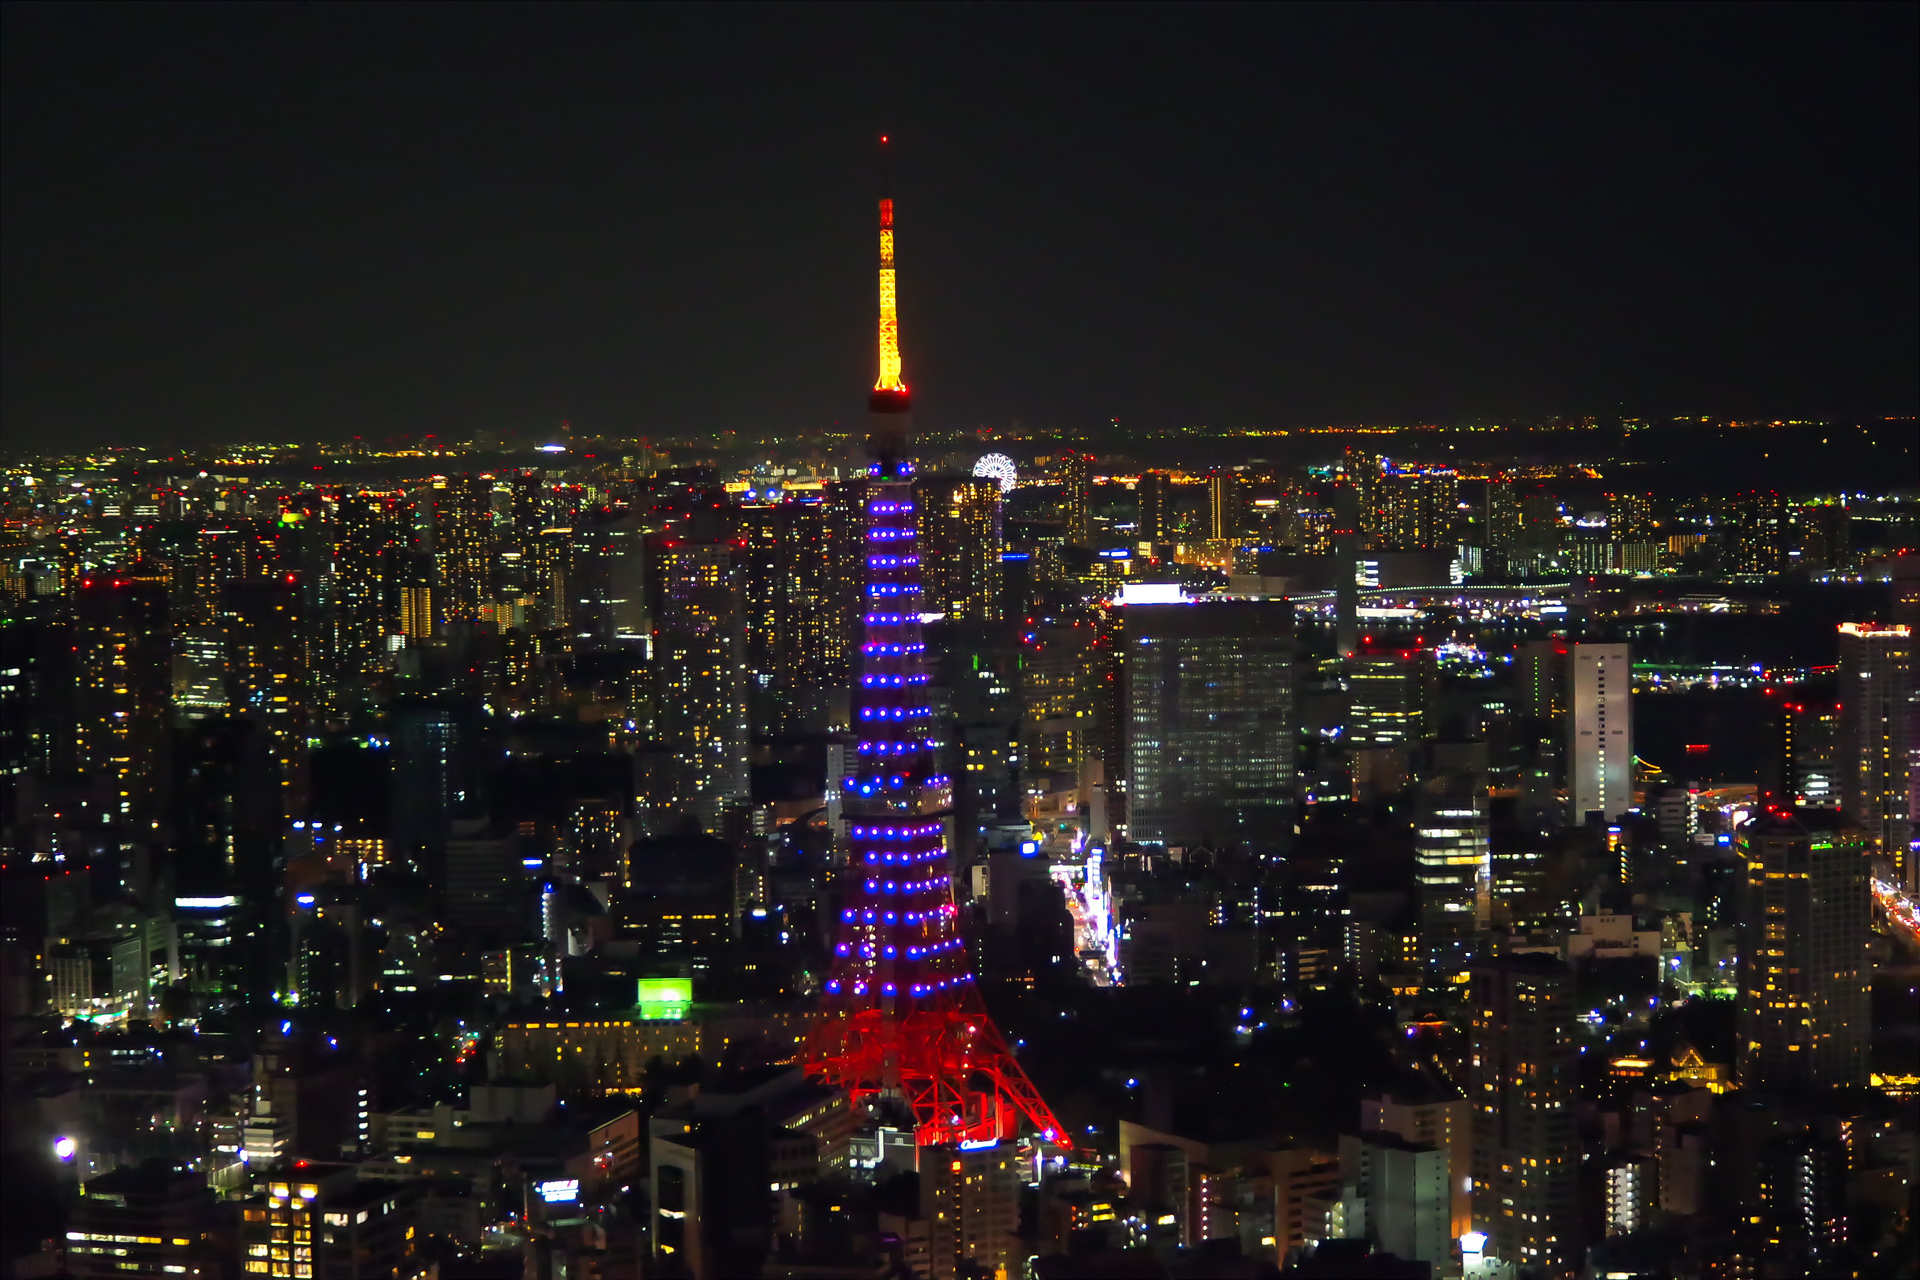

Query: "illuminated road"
left=1053, top=853, right=1115, bottom=986
left=1873, top=878, right=1920, bottom=949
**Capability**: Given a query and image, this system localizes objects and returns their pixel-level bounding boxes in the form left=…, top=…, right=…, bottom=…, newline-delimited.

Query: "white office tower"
left=1570, top=643, right=1632, bottom=824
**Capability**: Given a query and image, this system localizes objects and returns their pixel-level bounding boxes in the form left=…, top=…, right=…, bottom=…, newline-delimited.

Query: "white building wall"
left=1570, top=643, right=1632, bottom=823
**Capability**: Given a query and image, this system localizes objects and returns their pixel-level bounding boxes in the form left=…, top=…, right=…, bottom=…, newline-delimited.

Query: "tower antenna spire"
left=869, top=135, right=910, bottom=459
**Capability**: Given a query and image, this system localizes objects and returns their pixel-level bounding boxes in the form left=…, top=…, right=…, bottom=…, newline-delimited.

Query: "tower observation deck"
left=803, top=139, right=1065, bottom=1148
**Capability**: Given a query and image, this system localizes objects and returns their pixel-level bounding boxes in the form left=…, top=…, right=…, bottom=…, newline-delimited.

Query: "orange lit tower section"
left=805, top=139, right=1065, bottom=1149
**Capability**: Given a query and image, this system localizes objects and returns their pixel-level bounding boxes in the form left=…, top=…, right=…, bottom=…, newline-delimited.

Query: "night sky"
left=3, top=3, right=1914, bottom=450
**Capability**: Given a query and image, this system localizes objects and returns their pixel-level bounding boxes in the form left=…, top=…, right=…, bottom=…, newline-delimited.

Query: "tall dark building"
left=1736, top=809, right=1870, bottom=1091
left=647, top=530, right=750, bottom=830
left=430, top=472, right=494, bottom=623
left=222, top=576, right=305, bottom=730
left=738, top=495, right=838, bottom=733
left=328, top=492, right=404, bottom=698
left=1469, top=954, right=1578, bottom=1277
left=1136, top=470, right=1169, bottom=546
left=1208, top=469, right=1248, bottom=542
left=1121, top=598, right=1295, bottom=850
left=1049, top=450, right=1093, bottom=547
left=1415, top=762, right=1489, bottom=990
left=74, top=575, right=173, bottom=843
left=570, top=510, right=647, bottom=643
left=172, top=716, right=280, bottom=1012
left=1835, top=622, right=1913, bottom=882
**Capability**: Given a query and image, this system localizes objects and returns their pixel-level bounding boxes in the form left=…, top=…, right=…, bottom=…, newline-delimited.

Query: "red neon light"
left=1685, top=744, right=1710, bottom=753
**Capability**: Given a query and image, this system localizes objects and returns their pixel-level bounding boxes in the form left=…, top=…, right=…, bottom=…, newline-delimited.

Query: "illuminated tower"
left=805, top=140, right=1064, bottom=1148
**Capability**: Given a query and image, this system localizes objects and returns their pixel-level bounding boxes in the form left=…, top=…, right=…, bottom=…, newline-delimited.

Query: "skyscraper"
left=914, top=475, right=1003, bottom=623
left=1049, top=450, right=1093, bottom=547
left=1021, top=614, right=1099, bottom=780
left=1208, top=469, right=1248, bottom=542
left=570, top=510, right=648, bottom=643
left=74, top=575, right=172, bottom=840
left=430, top=472, right=494, bottom=623
left=1122, top=598, right=1295, bottom=849
left=1345, top=642, right=1426, bottom=753
left=221, top=575, right=307, bottom=819
left=1415, top=767, right=1490, bottom=989
left=1372, top=466, right=1458, bottom=550
left=1569, top=642, right=1631, bottom=824
left=647, top=530, right=750, bottom=831
left=1136, top=470, right=1169, bottom=546
left=328, top=493, right=403, bottom=697
left=737, top=495, right=838, bottom=732
left=1835, top=622, right=1913, bottom=879
left=1470, top=954, right=1578, bottom=1277
left=1736, top=809, right=1870, bottom=1091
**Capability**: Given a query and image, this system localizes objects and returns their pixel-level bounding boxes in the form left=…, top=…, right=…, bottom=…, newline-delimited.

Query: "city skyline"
left=2, top=8, right=1915, bottom=1280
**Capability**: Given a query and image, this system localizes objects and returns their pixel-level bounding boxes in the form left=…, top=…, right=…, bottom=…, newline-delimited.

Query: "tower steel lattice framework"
left=803, top=139, right=1065, bottom=1148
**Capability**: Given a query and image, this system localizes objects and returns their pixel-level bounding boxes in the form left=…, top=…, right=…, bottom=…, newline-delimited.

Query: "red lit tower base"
left=803, top=141, right=1066, bottom=1149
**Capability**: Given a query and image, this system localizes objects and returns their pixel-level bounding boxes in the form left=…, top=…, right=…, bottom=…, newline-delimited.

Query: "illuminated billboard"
left=636, top=977, right=692, bottom=1022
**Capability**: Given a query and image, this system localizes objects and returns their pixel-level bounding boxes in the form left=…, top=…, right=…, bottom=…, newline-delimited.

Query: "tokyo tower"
left=803, top=138, right=1065, bottom=1148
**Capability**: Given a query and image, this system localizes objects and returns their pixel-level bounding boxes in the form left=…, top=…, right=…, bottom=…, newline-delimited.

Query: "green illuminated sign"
left=636, top=977, right=692, bottom=1022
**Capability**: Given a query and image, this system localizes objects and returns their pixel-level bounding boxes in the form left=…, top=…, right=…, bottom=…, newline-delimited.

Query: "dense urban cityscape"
left=3, top=7, right=1916, bottom=1280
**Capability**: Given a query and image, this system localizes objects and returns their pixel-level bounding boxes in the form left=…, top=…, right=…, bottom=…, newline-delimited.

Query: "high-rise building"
left=172, top=717, right=279, bottom=1011
left=915, top=475, right=1003, bottom=623
left=1136, top=470, right=1169, bottom=546
left=923, top=1142, right=1024, bottom=1280
left=1208, top=470, right=1249, bottom=542
left=1021, top=614, right=1099, bottom=780
left=1484, top=480, right=1524, bottom=551
left=1835, top=622, right=1913, bottom=879
left=1415, top=770, right=1490, bottom=989
left=1359, top=1092, right=1472, bottom=1244
left=1727, top=490, right=1790, bottom=575
left=523, top=524, right=572, bottom=629
left=1372, top=466, right=1458, bottom=551
left=1334, top=1130, right=1452, bottom=1269
left=222, top=575, right=305, bottom=735
left=1794, top=500, right=1851, bottom=575
left=327, top=493, right=403, bottom=696
left=1569, top=642, right=1631, bottom=824
left=1605, top=491, right=1655, bottom=541
left=237, top=1166, right=416, bottom=1280
left=1470, top=954, right=1578, bottom=1277
left=66, top=1164, right=217, bottom=1280
left=430, top=472, right=494, bottom=623
left=569, top=510, right=647, bottom=643
left=74, top=575, right=173, bottom=839
left=389, top=701, right=455, bottom=879
left=1346, top=641, right=1427, bottom=750
left=1049, top=450, right=1093, bottom=547
left=1122, top=598, right=1295, bottom=849
left=647, top=533, right=749, bottom=830
left=1735, top=809, right=1870, bottom=1091
left=734, top=495, right=838, bottom=732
